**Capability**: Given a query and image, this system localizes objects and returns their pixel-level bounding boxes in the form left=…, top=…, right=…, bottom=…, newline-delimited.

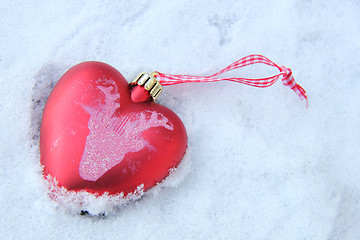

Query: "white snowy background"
left=1, top=0, right=360, bottom=239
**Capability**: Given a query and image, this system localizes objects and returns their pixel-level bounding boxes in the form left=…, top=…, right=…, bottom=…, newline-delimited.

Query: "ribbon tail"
left=293, top=84, right=308, bottom=108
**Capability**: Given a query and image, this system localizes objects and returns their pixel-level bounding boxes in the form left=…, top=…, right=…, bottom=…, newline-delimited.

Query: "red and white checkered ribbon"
left=154, top=54, right=308, bottom=107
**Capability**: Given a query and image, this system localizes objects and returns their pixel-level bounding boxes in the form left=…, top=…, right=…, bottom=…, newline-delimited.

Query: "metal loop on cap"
left=130, top=72, right=163, bottom=101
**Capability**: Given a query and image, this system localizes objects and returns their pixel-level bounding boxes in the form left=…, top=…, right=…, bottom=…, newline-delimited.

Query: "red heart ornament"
left=40, top=62, right=188, bottom=201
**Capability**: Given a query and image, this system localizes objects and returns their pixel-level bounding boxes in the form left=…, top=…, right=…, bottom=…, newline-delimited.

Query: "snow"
left=1, top=0, right=360, bottom=239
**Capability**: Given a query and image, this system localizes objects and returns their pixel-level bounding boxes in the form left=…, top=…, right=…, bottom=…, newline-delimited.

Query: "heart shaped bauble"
left=40, top=62, right=188, bottom=209
left=40, top=55, right=307, bottom=213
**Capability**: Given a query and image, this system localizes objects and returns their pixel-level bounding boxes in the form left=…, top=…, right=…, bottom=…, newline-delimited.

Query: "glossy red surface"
left=131, top=85, right=152, bottom=103
left=40, top=61, right=187, bottom=196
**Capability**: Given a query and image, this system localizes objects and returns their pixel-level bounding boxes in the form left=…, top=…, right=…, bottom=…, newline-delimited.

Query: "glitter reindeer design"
left=79, top=80, right=174, bottom=182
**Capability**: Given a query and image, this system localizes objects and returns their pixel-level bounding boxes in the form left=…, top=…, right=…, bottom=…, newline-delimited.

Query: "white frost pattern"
left=79, top=82, right=174, bottom=182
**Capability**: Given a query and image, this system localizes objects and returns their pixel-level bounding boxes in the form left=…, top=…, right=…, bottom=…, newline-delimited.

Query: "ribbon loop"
left=154, top=54, right=308, bottom=107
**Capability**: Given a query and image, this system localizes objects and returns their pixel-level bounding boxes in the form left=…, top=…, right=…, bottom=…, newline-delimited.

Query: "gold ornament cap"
left=130, top=72, right=163, bottom=101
